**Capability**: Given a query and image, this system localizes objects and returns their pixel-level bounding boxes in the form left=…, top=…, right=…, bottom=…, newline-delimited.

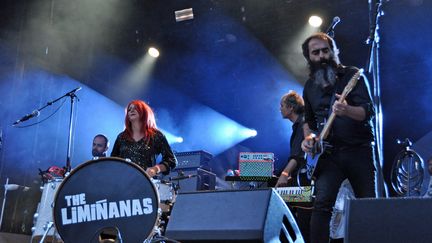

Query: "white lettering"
left=108, top=202, right=120, bottom=218
left=60, top=196, right=155, bottom=225
left=61, top=208, right=71, bottom=225
left=142, top=198, right=153, bottom=214
left=71, top=207, right=77, bottom=223
left=131, top=199, right=143, bottom=216
left=80, top=193, right=86, bottom=205
left=72, top=195, right=81, bottom=206
left=119, top=200, right=131, bottom=217
left=65, top=195, right=72, bottom=207
left=96, top=202, right=108, bottom=220
left=90, top=204, right=96, bottom=221
left=77, top=204, right=91, bottom=223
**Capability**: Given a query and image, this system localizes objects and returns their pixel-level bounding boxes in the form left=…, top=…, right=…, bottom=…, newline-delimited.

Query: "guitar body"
left=305, top=139, right=323, bottom=181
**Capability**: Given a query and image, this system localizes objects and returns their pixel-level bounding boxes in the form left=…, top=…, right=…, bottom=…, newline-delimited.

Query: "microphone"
left=325, top=16, right=341, bottom=37
left=65, top=87, right=82, bottom=96
left=13, top=110, right=40, bottom=125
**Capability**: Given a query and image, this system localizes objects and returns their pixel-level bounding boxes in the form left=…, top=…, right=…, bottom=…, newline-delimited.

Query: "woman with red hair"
left=111, top=100, right=176, bottom=177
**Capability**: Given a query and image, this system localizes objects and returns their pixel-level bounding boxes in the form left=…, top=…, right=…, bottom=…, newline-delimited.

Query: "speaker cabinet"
left=345, top=197, right=432, bottom=243
left=165, top=189, right=303, bottom=242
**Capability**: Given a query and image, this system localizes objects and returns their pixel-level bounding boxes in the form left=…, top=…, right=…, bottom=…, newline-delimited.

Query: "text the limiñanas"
left=60, top=193, right=154, bottom=225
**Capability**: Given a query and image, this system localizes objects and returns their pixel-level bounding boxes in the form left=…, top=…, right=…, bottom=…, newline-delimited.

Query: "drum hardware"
left=38, top=221, right=55, bottom=243
left=0, top=178, right=30, bottom=232
left=152, top=179, right=177, bottom=203
left=31, top=178, right=63, bottom=243
left=91, top=226, right=123, bottom=243
left=151, top=178, right=178, bottom=236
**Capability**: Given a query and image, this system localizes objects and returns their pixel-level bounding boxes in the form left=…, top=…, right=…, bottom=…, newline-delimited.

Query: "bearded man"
left=92, top=134, right=109, bottom=158
left=300, top=32, right=377, bottom=243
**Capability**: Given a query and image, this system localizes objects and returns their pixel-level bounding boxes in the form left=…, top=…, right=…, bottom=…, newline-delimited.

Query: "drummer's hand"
left=146, top=166, right=159, bottom=177
left=301, top=134, right=316, bottom=154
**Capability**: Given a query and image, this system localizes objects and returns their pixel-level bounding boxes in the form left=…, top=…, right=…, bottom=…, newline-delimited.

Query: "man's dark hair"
left=301, top=32, right=340, bottom=63
left=94, top=134, right=109, bottom=148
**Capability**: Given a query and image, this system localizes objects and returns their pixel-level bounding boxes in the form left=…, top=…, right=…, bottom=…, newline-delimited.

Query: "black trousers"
left=310, top=145, right=376, bottom=243
left=290, top=206, right=312, bottom=243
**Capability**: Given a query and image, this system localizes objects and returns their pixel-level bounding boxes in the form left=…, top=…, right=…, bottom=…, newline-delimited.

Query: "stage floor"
left=0, top=232, right=31, bottom=243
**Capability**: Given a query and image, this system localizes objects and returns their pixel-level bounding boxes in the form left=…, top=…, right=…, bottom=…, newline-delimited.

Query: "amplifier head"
left=174, top=150, right=213, bottom=170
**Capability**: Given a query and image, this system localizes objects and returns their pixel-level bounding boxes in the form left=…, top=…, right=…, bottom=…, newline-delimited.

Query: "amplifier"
left=239, top=152, right=274, bottom=177
left=174, top=150, right=213, bottom=170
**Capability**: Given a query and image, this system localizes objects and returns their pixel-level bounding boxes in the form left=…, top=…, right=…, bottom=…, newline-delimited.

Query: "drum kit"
left=31, top=157, right=179, bottom=243
left=11, top=89, right=181, bottom=242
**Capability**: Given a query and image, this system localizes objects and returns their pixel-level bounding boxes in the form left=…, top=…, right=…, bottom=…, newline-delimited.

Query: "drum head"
left=53, top=157, right=159, bottom=242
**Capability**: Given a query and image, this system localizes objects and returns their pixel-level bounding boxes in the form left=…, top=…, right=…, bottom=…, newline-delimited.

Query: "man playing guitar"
left=300, top=32, right=377, bottom=243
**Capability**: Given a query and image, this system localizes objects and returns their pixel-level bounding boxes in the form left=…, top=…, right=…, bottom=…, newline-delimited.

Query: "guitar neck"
left=320, top=69, right=362, bottom=140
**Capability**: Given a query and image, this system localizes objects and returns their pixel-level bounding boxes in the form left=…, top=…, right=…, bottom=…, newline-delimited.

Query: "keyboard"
left=275, top=186, right=314, bottom=203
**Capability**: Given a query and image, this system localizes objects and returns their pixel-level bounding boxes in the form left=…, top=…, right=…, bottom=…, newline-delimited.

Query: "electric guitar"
left=305, top=69, right=364, bottom=181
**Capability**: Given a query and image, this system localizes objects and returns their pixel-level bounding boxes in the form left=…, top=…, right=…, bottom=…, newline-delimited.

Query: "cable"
left=14, top=98, right=67, bottom=128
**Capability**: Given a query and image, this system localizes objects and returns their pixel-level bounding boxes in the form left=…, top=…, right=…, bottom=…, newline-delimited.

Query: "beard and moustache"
left=92, top=149, right=106, bottom=157
left=308, top=57, right=339, bottom=92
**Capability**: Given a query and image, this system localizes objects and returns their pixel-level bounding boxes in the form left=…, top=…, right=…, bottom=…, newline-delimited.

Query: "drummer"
left=111, top=100, right=177, bottom=177
left=92, top=134, right=109, bottom=159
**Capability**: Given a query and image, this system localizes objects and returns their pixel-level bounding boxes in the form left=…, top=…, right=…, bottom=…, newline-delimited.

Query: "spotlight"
left=308, top=16, right=323, bottom=27
left=148, top=47, right=160, bottom=58
left=176, top=137, right=184, bottom=143
left=240, top=129, right=257, bottom=138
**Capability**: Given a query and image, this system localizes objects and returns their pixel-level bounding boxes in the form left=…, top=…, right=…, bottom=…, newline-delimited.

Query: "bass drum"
left=53, top=157, right=159, bottom=243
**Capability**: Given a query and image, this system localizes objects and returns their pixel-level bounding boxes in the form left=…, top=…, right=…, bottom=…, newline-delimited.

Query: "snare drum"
left=31, top=179, right=62, bottom=242
left=152, top=180, right=176, bottom=203
left=53, top=157, right=159, bottom=243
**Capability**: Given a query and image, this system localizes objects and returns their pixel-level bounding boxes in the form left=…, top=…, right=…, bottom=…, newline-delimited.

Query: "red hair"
left=124, top=100, right=157, bottom=142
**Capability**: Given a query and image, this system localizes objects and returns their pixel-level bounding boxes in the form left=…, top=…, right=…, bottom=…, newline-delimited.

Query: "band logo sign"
left=60, top=193, right=154, bottom=225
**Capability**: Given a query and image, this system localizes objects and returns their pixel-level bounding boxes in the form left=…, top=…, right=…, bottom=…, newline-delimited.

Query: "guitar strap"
left=320, top=90, right=336, bottom=133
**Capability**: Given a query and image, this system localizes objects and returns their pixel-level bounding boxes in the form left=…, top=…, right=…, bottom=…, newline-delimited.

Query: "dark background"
left=0, top=0, right=431, bottom=235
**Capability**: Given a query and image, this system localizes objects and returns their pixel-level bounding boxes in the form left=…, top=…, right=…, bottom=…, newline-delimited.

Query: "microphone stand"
left=21, top=88, right=81, bottom=173
left=61, top=88, right=80, bottom=173
left=365, top=0, right=387, bottom=198
left=0, top=178, right=9, bottom=231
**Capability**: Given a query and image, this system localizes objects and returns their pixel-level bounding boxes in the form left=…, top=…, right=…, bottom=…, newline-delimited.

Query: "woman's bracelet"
left=155, top=165, right=161, bottom=174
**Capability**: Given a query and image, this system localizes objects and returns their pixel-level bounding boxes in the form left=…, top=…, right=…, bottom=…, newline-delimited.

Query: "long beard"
left=308, top=58, right=339, bottom=91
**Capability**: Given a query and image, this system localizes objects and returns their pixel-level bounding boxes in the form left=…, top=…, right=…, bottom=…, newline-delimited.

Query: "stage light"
left=148, top=47, right=160, bottom=58
left=248, top=129, right=257, bottom=137
left=175, top=8, right=194, bottom=22
left=308, top=16, right=323, bottom=27
left=161, top=130, right=184, bottom=144
left=240, top=129, right=257, bottom=138
left=223, top=124, right=237, bottom=138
